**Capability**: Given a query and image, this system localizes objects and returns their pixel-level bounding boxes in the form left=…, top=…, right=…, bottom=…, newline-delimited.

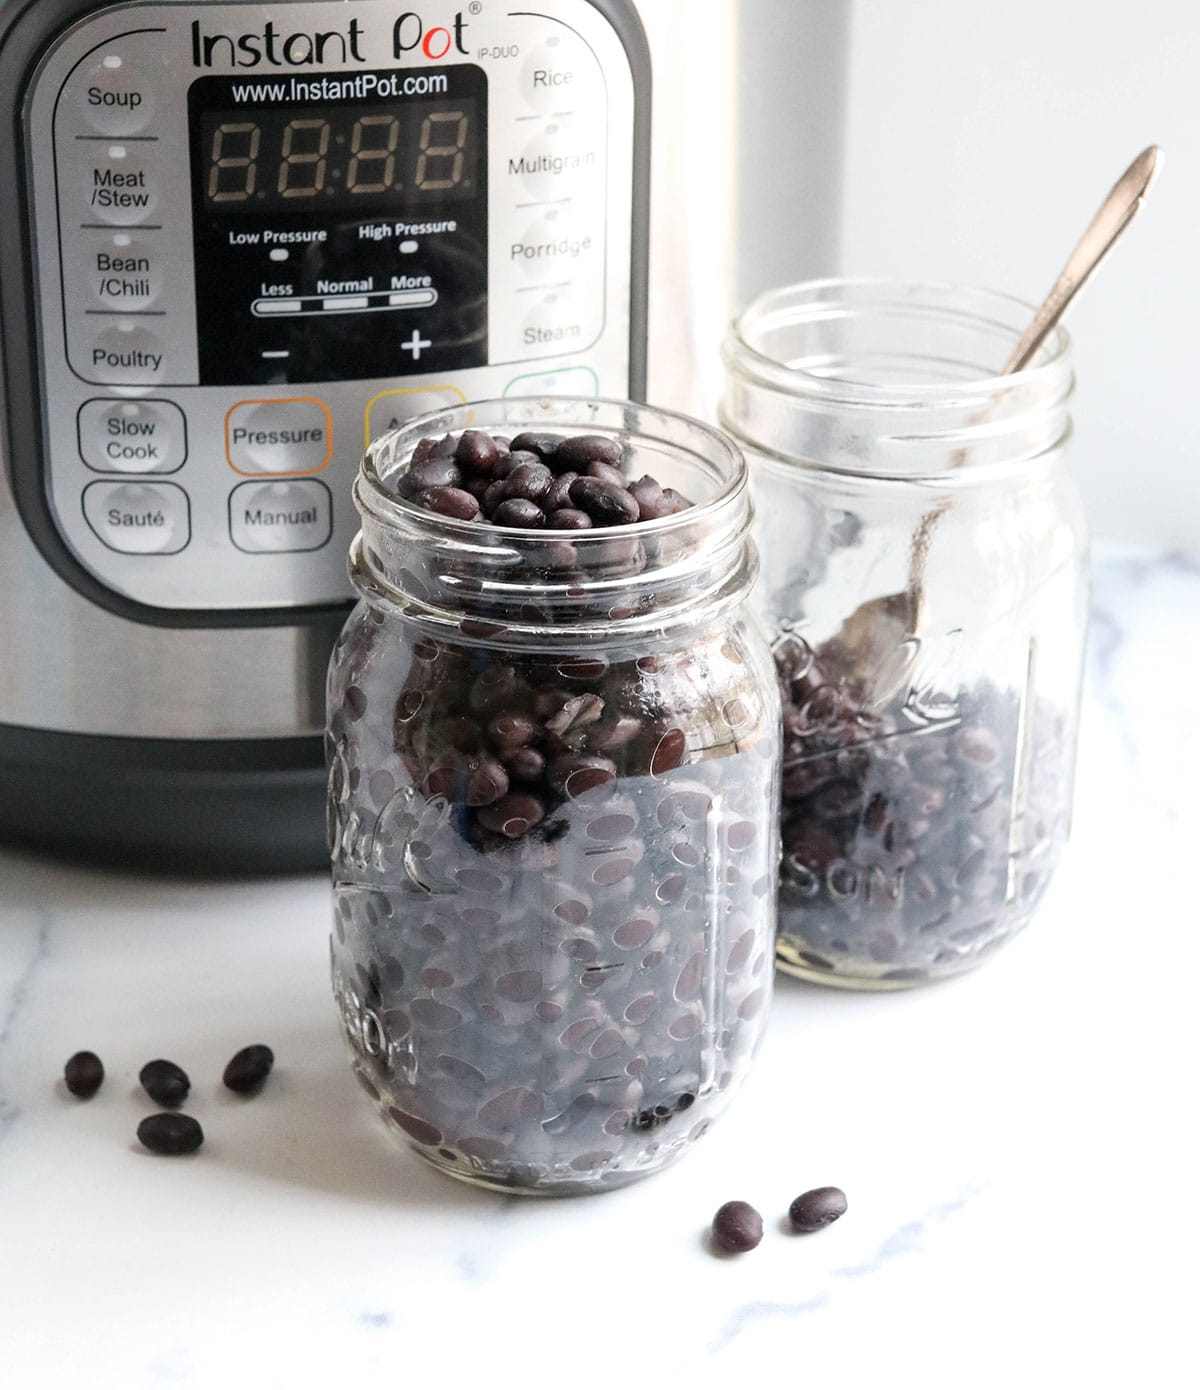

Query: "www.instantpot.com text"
left=229, top=72, right=450, bottom=104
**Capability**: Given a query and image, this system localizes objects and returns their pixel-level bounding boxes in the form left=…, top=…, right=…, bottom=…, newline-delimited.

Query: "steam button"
left=78, top=52, right=157, bottom=137
left=82, top=481, right=190, bottom=555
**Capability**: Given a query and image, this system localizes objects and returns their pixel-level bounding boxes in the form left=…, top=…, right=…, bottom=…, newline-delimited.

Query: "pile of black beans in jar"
left=329, top=427, right=777, bottom=1193
left=774, top=631, right=1069, bottom=985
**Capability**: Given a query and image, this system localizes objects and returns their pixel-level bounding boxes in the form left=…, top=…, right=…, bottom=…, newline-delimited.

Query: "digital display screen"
left=186, top=67, right=489, bottom=387
left=199, top=100, right=479, bottom=213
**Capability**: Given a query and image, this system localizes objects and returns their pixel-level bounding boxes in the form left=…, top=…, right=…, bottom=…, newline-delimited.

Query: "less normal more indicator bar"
left=251, top=288, right=439, bottom=318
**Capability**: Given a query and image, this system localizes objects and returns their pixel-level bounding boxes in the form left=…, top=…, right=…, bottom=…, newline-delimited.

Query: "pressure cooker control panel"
left=23, top=0, right=642, bottom=613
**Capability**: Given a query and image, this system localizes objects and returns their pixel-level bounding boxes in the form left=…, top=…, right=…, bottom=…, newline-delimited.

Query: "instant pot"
left=0, top=0, right=651, bottom=869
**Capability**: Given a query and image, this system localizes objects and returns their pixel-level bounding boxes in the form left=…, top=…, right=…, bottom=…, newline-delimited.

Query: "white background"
left=840, top=0, right=1198, bottom=547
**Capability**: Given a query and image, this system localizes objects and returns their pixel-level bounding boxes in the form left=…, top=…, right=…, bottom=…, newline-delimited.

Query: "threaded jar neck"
left=721, top=278, right=1075, bottom=483
left=352, top=398, right=757, bottom=651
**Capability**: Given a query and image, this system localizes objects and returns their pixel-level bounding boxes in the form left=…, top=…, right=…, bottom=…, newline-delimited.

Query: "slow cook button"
left=229, top=481, right=333, bottom=554
left=78, top=397, right=187, bottom=473
left=77, top=50, right=157, bottom=136
left=82, top=481, right=189, bottom=555
left=226, top=398, right=332, bottom=475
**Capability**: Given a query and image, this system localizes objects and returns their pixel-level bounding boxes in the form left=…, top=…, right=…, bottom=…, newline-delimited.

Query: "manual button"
left=229, top=481, right=333, bottom=554
left=226, top=398, right=333, bottom=476
left=82, top=481, right=189, bottom=555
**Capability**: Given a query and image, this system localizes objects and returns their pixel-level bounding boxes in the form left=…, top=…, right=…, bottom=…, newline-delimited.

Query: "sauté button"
left=87, top=325, right=166, bottom=384
left=78, top=52, right=156, bottom=137
left=82, top=481, right=189, bottom=554
left=229, top=480, right=333, bottom=554
left=226, top=398, right=333, bottom=475
left=78, top=398, right=186, bottom=474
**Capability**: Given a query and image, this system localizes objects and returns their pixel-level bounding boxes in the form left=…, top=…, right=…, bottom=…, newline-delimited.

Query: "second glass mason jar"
left=327, top=399, right=780, bottom=1194
left=721, top=280, right=1089, bottom=989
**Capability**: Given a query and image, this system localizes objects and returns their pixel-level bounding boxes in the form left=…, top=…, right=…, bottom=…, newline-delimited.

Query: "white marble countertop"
left=2, top=545, right=1196, bottom=1389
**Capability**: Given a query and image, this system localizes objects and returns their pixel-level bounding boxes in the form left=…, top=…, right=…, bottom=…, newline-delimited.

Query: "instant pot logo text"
left=190, top=13, right=470, bottom=68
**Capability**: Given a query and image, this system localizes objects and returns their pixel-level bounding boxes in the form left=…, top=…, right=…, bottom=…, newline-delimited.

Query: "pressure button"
left=226, top=398, right=333, bottom=476
left=82, top=481, right=190, bottom=555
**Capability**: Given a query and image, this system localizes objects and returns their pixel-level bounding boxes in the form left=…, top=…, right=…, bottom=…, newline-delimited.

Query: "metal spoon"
left=823, top=144, right=1164, bottom=701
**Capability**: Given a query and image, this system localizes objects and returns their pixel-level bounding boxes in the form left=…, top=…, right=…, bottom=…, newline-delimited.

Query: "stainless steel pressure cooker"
left=0, top=0, right=651, bottom=869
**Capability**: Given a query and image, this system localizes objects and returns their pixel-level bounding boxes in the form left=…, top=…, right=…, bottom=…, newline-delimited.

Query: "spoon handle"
left=1003, top=145, right=1164, bottom=374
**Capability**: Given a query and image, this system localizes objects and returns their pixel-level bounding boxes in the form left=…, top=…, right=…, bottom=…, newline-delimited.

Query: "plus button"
left=401, top=330, right=433, bottom=361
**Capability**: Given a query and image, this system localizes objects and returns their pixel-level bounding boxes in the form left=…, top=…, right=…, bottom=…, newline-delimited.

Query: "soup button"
left=226, top=398, right=332, bottom=475
left=82, top=481, right=189, bottom=555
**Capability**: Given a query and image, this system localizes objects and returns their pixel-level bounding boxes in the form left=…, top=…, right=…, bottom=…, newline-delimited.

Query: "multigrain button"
left=78, top=52, right=156, bottom=136
left=79, top=398, right=186, bottom=473
left=229, top=480, right=333, bottom=553
left=83, top=149, right=158, bottom=226
left=90, top=234, right=163, bottom=311
left=82, top=481, right=189, bottom=554
left=88, top=325, right=165, bottom=384
left=226, top=398, right=332, bottom=475
left=512, top=130, right=598, bottom=198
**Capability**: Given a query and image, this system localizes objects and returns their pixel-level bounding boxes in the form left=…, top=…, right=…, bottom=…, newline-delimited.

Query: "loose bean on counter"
left=139, top=1059, right=190, bottom=1108
left=137, top=1113, right=204, bottom=1156
left=788, top=1186, right=848, bottom=1232
left=711, top=1200, right=764, bottom=1253
left=223, top=1045, right=275, bottom=1096
left=63, top=1051, right=104, bottom=1099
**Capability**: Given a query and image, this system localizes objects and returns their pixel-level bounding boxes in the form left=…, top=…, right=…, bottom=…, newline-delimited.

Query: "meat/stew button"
left=226, top=398, right=333, bottom=476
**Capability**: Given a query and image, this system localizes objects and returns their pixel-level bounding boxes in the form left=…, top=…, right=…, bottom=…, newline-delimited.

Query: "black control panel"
left=187, top=66, right=488, bottom=386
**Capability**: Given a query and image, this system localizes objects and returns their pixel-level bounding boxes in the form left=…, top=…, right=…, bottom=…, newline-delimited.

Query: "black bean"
left=414, top=486, right=481, bottom=521
left=548, top=753, right=618, bottom=800
left=494, top=449, right=538, bottom=481
left=465, top=756, right=510, bottom=807
left=584, top=460, right=628, bottom=489
left=403, top=456, right=463, bottom=494
left=548, top=508, right=594, bottom=531
left=137, top=1112, right=204, bottom=1156
left=788, top=1186, right=848, bottom=1233
left=477, top=793, right=546, bottom=838
left=711, top=1200, right=763, bottom=1253
left=455, top=429, right=502, bottom=474
left=628, top=474, right=667, bottom=520
left=492, top=498, right=546, bottom=529
left=660, top=488, right=694, bottom=516
left=505, top=746, right=546, bottom=781
left=223, top=1044, right=275, bottom=1095
left=410, top=433, right=457, bottom=465
left=482, top=479, right=509, bottom=515
left=568, top=477, right=640, bottom=527
left=503, top=461, right=554, bottom=504
left=555, top=434, right=624, bottom=469
left=140, top=1059, right=190, bottom=1108
left=63, top=1051, right=104, bottom=1099
left=509, top=431, right=565, bottom=465
left=545, top=694, right=605, bottom=738
left=542, top=472, right=580, bottom=513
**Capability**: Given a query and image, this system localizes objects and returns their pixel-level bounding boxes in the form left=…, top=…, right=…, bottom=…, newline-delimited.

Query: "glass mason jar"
left=721, top=280, right=1089, bottom=989
left=327, top=399, right=781, bottom=1194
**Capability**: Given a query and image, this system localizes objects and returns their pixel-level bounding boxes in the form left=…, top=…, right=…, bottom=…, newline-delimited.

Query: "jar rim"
left=725, top=277, right=1073, bottom=408
left=357, top=395, right=749, bottom=544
